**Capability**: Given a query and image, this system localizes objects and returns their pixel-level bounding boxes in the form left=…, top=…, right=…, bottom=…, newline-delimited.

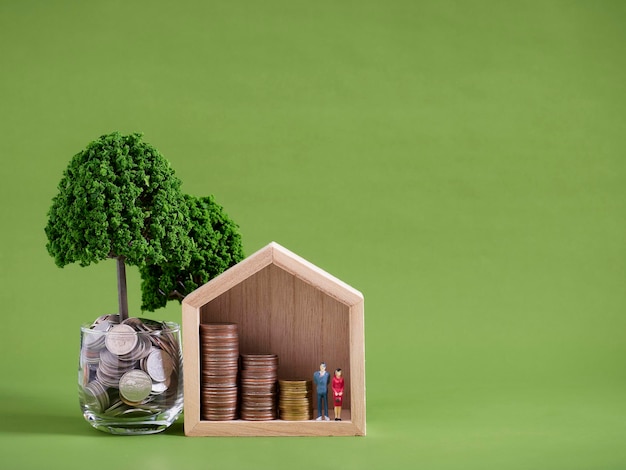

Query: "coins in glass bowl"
left=200, top=323, right=239, bottom=421
left=79, top=314, right=181, bottom=417
left=240, top=354, right=278, bottom=421
left=278, top=379, right=313, bottom=421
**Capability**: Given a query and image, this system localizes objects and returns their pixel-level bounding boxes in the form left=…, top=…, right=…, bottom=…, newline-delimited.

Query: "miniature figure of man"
left=332, top=368, right=344, bottom=421
left=313, top=362, right=330, bottom=421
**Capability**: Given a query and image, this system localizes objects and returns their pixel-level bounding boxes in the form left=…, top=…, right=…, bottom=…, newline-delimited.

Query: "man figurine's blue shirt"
left=314, top=370, right=330, bottom=393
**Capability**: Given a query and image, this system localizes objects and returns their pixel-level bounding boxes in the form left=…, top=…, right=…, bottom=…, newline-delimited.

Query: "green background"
left=1, top=1, right=625, bottom=468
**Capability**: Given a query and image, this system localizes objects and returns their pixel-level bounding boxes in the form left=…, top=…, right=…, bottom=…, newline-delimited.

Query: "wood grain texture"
left=182, top=302, right=201, bottom=436
left=182, top=242, right=365, bottom=436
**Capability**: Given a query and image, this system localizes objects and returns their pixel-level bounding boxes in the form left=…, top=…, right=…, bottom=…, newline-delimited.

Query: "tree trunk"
left=116, top=256, right=129, bottom=321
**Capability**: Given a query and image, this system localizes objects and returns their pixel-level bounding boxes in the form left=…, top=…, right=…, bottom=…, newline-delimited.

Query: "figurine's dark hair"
left=335, top=368, right=342, bottom=373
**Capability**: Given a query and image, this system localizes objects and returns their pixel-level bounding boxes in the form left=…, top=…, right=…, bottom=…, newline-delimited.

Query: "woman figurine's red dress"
left=332, top=368, right=345, bottom=421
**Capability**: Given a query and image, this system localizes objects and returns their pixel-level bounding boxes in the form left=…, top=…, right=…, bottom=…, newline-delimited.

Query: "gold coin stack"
left=240, top=354, right=278, bottom=421
left=200, top=323, right=239, bottom=421
left=278, top=379, right=313, bottom=421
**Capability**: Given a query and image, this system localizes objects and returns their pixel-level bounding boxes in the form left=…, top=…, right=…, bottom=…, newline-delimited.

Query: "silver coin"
left=121, top=317, right=144, bottom=328
left=103, top=398, right=125, bottom=416
left=83, top=380, right=109, bottom=413
left=83, top=320, right=111, bottom=350
left=96, top=368, right=121, bottom=388
left=91, top=314, right=111, bottom=327
left=105, top=324, right=138, bottom=356
left=119, top=335, right=151, bottom=362
left=150, top=334, right=178, bottom=360
left=119, top=370, right=153, bottom=403
left=99, top=349, right=136, bottom=373
left=151, top=381, right=169, bottom=394
left=145, top=349, right=174, bottom=383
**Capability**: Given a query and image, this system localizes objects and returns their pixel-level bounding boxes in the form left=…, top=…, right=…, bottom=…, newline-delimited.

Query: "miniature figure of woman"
left=332, top=368, right=344, bottom=421
left=313, top=362, right=330, bottom=421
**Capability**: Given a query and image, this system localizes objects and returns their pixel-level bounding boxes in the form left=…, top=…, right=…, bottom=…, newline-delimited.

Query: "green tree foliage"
left=139, top=194, right=244, bottom=311
left=45, top=132, right=194, bottom=318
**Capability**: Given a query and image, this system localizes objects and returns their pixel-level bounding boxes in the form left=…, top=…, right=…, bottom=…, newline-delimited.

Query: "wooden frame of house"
left=182, top=242, right=366, bottom=436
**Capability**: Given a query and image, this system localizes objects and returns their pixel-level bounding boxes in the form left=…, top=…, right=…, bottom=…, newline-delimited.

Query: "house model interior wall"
left=182, top=242, right=366, bottom=436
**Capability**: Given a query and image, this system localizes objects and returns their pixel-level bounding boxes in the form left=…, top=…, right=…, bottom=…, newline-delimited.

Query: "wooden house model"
left=182, top=242, right=366, bottom=436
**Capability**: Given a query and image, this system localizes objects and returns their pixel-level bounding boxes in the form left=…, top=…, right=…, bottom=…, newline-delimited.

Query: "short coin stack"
left=200, top=323, right=239, bottom=421
left=278, top=379, right=313, bottom=421
left=240, top=354, right=278, bottom=421
left=79, top=315, right=180, bottom=417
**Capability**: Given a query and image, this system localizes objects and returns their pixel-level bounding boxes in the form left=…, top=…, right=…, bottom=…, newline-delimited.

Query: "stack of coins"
left=278, top=379, right=313, bottom=421
left=240, top=354, right=278, bottom=421
left=79, top=315, right=180, bottom=417
left=200, top=323, right=239, bottom=420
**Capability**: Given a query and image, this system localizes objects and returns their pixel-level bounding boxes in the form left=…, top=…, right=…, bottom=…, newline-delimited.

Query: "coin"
left=80, top=316, right=182, bottom=419
left=82, top=380, right=109, bottom=413
left=145, top=348, right=174, bottom=382
left=119, top=370, right=153, bottom=404
left=200, top=323, right=240, bottom=421
left=120, top=335, right=152, bottom=363
left=278, top=379, right=313, bottom=420
left=240, top=354, right=278, bottom=421
left=151, top=381, right=169, bottom=395
left=105, top=324, right=138, bottom=356
left=83, top=320, right=111, bottom=350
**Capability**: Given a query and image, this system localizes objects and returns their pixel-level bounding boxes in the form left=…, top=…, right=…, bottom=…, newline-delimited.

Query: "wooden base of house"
left=185, top=410, right=360, bottom=437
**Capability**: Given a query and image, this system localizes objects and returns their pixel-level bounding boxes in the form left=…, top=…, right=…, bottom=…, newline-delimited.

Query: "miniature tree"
left=139, top=194, right=244, bottom=311
left=45, top=132, right=193, bottom=321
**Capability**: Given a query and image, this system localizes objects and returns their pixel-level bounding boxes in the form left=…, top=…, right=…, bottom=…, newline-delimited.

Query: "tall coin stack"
left=200, top=323, right=239, bottom=421
left=278, top=379, right=313, bottom=421
left=240, top=354, right=278, bottom=421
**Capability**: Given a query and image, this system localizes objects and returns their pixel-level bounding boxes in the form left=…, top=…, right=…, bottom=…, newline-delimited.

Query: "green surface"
left=1, top=1, right=625, bottom=468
